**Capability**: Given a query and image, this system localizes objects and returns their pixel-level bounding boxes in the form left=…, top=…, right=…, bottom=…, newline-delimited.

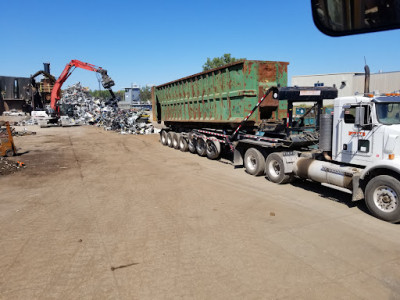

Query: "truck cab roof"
left=372, top=96, right=400, bottom=103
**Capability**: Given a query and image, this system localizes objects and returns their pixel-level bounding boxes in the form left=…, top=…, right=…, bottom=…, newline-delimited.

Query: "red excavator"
left=50, top=59, right=115, bottom=114
left=33, top=59, right=116, bottom=126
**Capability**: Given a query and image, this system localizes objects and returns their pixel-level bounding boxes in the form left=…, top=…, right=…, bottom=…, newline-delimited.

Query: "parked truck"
left=152, top=60, right=400, bottom=223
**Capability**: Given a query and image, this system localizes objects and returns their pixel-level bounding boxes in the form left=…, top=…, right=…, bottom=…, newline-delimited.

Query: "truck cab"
left=264, top=91, right=400, bottom=223
left=333, top=95, right=400, bottom=168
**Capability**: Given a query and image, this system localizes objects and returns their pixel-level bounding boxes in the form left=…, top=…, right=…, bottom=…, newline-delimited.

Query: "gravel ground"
left=0, top=125, right=399, bottom=299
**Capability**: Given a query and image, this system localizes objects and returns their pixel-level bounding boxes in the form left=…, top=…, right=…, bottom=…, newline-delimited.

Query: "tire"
left=244, top=148, right=265, bottom=176
left=188, top=135, right=196, bottom=153
left=172, top=133, right=180, bottom=149
left=167, top=132, right=174, bottom=148
left=196, top=138, right=207, bottom=157
left=206, top=140, right=221, bottom=160
left=265, top=153, right=293, bottom=184
left=160, top=130, right=168, bottom=146
left=179, top=136, right=189, bottom=152
left=365, top=175, right=400, bottom=223
left=5, top=149, right=14, bottom=157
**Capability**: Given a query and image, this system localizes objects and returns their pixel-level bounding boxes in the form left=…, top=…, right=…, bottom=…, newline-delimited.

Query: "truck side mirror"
left=311, top=0, right=400, bottom=36
left=355, top=106, right=365, bottom=127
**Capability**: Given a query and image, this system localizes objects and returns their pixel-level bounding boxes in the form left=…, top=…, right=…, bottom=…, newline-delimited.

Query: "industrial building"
left=118, top=84, right=141, bottom=109
left=292, top=71, right=400, bottom=97
left=0, top=76, right=32, bottom=114
left=124, top=84, right=141, bottom=104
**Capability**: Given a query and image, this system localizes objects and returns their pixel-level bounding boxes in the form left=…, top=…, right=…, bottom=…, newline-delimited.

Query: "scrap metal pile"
left=57, top=83, right=155, bottom=134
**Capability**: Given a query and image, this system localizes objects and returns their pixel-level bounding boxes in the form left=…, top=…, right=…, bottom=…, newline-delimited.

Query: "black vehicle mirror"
left=311, top=0, right=400, bottom=36
left=355, top=106, right=366, bottom=127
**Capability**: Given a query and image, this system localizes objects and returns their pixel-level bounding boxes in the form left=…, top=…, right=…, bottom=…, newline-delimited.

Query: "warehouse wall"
left=353, top=72, right=400, bottom=94
left=292, top=71, right=400, bottom=97
left=291, top=73, right=358, bottom=97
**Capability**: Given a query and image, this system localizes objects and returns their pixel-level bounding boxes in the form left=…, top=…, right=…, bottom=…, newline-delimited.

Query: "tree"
left=140, top=86, right=152, bottom=103
left=89, top=89, right=112, bottom=99
left=89, top=89, right=124, bottom=100
left=115, top=90, right=124, bottom=100
left=202, top=53, right=245, bottom=71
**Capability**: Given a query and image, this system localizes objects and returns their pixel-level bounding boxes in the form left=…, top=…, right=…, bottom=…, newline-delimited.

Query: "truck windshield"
left=376, top=103, right=400, bottom=125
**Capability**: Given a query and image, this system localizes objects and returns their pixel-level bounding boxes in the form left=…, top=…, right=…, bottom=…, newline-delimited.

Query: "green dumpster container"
left=152, top=60, right=288, bottom=128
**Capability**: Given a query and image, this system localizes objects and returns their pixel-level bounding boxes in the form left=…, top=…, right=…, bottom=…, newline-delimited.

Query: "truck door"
left=340, top=104, right=374, bottom=164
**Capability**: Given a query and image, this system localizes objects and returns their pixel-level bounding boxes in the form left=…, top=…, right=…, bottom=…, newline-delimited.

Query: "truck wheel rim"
left=207, top=143, right=217, bottom=155
left=268, top=160, right=280, bottom=178
left=373, top=186, right=398, bottom=213
left=246, top=155, right=257, bottom=171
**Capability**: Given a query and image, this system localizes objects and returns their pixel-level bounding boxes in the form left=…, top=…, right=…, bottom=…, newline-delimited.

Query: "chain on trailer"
left=230, top=87, right=279, bottom=141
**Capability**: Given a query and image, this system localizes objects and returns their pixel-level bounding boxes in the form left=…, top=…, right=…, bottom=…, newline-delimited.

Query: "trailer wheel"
left=167, top=132, right=174, bottom=147
left=196, top=138, right=207, bottom=157
left=161, top=130, right=168, bottom=146
left=179, top=136, right=189, bottom=152
left=244, top=148, right=265, bottom=176
left=172, top=133, right=180, bottom=149
left=206, top=140, right=221, bottom=160
left=265, top=153, right=292, bottom=184
left=365, top=175, right=400, bottom=223
left=188, top=134, right=196, bottom=153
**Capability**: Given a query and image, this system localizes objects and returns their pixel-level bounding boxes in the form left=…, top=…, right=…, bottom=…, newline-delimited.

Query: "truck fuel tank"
left=293, top=158, right=360, bottom=189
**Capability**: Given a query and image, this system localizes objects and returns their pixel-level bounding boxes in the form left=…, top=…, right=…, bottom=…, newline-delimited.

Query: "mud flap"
left=352, top=173, right=364, bottom=201
left=233, top=149, right=243, bottom=167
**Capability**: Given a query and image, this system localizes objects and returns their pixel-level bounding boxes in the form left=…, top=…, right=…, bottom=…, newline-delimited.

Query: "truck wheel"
left=365, top=175, right=400, bottom=223
left=265, top=153, right=292, bottom=184
left=172, top=133, right=180, bottom=149
left=179, top=136, right=189, bottom=152
left=196, top=138, right=207, bottom=157
left=206, top=140, right=221, bottom=160
left=167, top=132, right=174, bottom=147
left=161, top=130, right=168, bottom=145
left=244, top=148, right=265, bottom=176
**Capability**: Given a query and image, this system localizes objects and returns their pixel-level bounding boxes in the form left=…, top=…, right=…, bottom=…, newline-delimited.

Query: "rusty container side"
left=152, top=60, right=288, bottom=126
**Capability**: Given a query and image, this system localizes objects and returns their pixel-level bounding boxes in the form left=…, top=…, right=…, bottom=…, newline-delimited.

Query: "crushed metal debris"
left=1, top=122, right=36, bottom=136
left=2, top=110, right=26, bottom=117
left=9, top=82, right=157, bottom=135
left=0, top=157, right=23, bottom=176
left=57, top=83, right=155, bottom=134
left=13, top=129, right=37, bottom=136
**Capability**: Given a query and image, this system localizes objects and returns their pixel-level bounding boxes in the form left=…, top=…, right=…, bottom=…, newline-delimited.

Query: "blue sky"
left=1, top=0, right=399, bottom=91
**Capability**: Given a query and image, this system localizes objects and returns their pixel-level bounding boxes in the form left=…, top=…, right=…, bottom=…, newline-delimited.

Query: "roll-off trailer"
left=152, top=60, right=400, bottom=223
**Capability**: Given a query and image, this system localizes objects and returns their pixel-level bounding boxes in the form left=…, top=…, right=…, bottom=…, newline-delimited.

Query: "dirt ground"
left=1, top=124, right=399, bottom=299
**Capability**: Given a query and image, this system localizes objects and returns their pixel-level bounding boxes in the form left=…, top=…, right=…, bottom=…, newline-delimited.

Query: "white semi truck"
left=256, top=92, right=400, bottom=223
left=158, top=84, right=400, bottom=223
